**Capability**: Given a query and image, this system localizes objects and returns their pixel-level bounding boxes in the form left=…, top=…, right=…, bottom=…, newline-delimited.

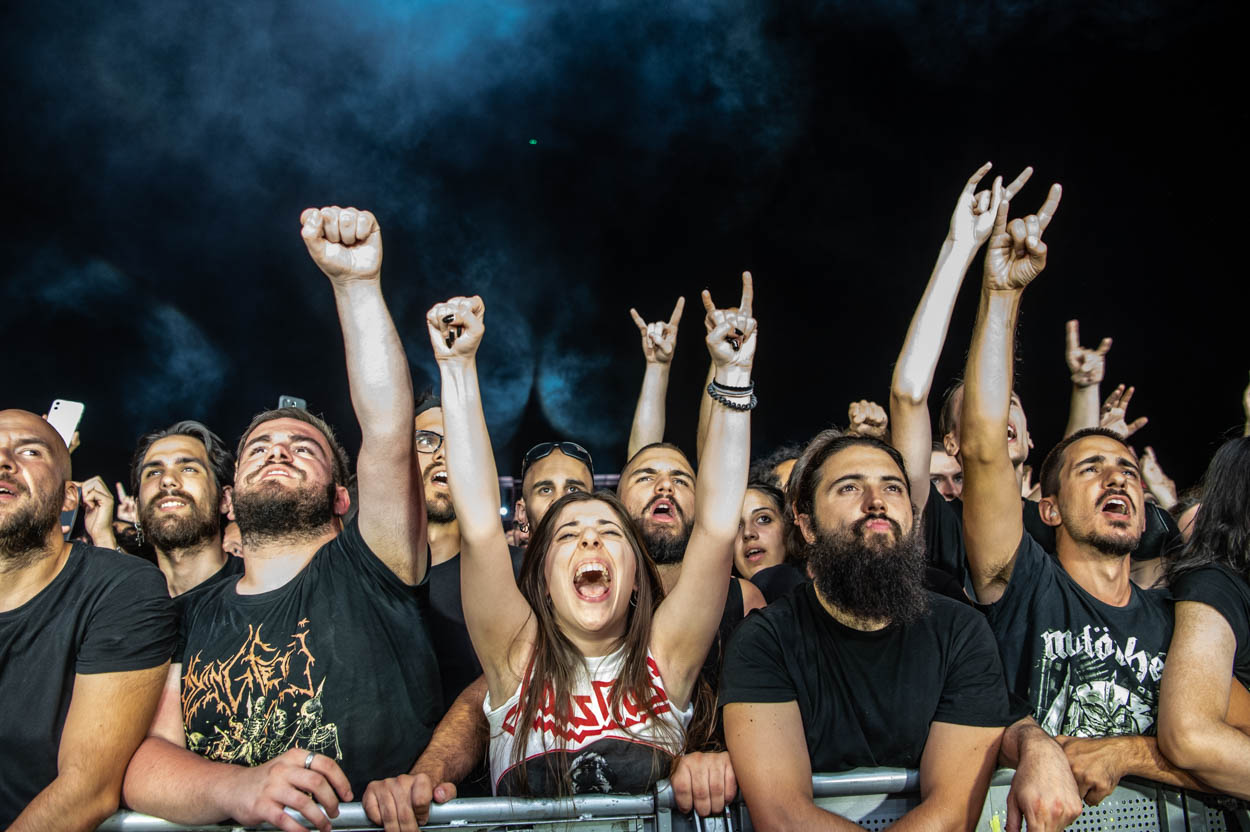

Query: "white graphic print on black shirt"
left=485, top=648, right=692, bottom=796
left=984, top=533, right=1172, bottom=738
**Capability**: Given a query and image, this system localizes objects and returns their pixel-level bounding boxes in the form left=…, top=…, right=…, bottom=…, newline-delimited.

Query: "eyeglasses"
left=414, top=430, right=443, bottom=454
left=520, top=441, right=594, bottom=480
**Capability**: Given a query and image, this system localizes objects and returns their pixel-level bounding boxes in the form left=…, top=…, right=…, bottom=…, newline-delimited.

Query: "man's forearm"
left=1064, top=383, right=1101, bottom=438
left=411, top=678, right=489, bottom=785
left=695, top=362, right=714, bottom=465
left=122, top=736, right=239, bottom=824
left=332, top=280, right=414, bottom=443
left=628, top=363, right=671, bottom=459
left=961, top=289, right=1022, bottom=462
left=10, top=773, right=122, bottom=832
left=749, top=798, right=864, bottom=832
left=892, top=238, right=978, bottom=404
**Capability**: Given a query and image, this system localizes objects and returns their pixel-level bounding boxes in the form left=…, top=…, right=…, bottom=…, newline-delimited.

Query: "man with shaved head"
left=0, top=409, right=175, bottom=830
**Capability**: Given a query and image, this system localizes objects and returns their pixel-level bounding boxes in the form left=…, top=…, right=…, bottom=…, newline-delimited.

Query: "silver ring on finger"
left=304, top=751, right=317, bottom=770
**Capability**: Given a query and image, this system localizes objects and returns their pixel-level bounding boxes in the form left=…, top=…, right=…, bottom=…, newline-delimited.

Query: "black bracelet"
left=707, top=383, right=758, bottom=411
left=710, top=379, right=754, bottom=394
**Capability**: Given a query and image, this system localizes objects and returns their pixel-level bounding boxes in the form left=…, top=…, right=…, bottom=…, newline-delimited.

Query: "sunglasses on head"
left=521, top=441, right=594, bottom=481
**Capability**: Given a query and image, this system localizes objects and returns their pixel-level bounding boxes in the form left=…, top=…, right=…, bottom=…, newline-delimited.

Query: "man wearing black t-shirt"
left=723, top=432, right=1081, bottom=832
left=0, top=409, right=176, bottom=831
left=959, top=185, right=1205, bottom=803
left=122, top=206, right=444, bottom=832
left=130, top=420, right=244, bottom=596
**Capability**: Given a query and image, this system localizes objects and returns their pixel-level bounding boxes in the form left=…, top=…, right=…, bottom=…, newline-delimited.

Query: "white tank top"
left=484, top=647, right=694, bottom=795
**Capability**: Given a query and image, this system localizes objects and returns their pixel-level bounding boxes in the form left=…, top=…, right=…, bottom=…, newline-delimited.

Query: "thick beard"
left=141, top=491, right=221, bottom=552
left=641, top=524, right=691, bottom=565
left=0, top=485, right=63, bottom=569
left=233, top=480, right=337, bottom=547
left=806, top=516, right=930, bottom=626
left=425, top=494, right=456, bottom=524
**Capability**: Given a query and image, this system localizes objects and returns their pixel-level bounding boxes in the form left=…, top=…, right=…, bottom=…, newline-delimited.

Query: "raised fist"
left=78, top=475, right=116, bottom=549
left=300, top=206, right=382, bottom=283
left=702, top=272, right=757, bottom=369
left=426, top=296, right=486, bottom=362
left=1065, top=320, right=1112, bottom=387
left=847, top=400, right=888, bottom=439
left=983, top=180, right=1062, bottom=292
left=630, top=296, right=685, bottom=365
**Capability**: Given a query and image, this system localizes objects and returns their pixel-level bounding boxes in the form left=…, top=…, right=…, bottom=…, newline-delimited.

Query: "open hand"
left=224, top=748, right=353, bottom=832
left=1100, top=384, right=1148, bottom=438
left=426, top=296, right=485, bottom=362
left=630, top=297, right=685, bottom=364
left=702, top=272, right=757, bottom=369
left=363, top=772, right=457, bottom=832
left=948, top=163, right=1032, bottom=248
left=847, top=400, right=888, bottom=439
left=983, top=180, right=1062, bottom=292
left=1065, top=320, right=1112, bottom=387
left=300, top=206, right=383, bottom=283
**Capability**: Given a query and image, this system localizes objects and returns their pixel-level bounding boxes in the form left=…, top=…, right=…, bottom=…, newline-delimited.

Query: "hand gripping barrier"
left=97, top=768, right=1250, bottom=831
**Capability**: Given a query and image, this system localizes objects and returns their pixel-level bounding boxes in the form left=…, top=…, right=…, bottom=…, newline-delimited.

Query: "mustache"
left=644, top=494, right=687, bottom=520
left=0, top=479, right=27, bottom=495
left=853, top=513, right=901, bottom=538
left=148, top=488, right=196, bottom=506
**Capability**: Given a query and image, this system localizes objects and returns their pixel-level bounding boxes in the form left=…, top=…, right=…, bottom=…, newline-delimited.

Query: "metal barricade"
left=98, top=768, right=1249, bottom=832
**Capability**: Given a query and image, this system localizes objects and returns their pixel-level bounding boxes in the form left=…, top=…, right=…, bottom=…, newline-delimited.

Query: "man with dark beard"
left=130, top=420, right=242, bottom=596
left=122, top=206, right=445, bottom=832
left=721, top=432, right=1082, bottom=832
left=0, top=409, right=175, bottom=831
left=959, top=187, right=1204, bottom=803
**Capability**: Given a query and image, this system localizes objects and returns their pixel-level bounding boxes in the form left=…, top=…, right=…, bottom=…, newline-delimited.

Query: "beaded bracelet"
left=707, top=383, right=758, bottom=411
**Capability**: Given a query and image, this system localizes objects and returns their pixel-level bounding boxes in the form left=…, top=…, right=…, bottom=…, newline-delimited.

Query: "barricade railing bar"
left=96, top=768, right=1249, bottom=832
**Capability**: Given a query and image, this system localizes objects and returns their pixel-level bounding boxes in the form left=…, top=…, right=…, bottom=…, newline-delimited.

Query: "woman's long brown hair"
left=506, top=489, right=692, bottom=794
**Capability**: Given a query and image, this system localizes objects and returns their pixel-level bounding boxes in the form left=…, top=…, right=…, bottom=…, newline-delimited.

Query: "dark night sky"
left=2, top=0, right=1244, bottom=492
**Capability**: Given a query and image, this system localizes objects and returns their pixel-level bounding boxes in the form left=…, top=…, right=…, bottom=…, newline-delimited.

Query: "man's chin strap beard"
left=642, top=526, right=692, bottom=566
left=806, top=521, right=930, bottom=626
left=425, top=501, right=456, bottom=525
left=233, top=482, right=338, bottom=549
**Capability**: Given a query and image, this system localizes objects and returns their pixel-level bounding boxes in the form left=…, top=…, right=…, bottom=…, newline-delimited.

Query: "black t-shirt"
left=721, top=583, right=1018, bottom=771
left=1171, top=563, right=1250, bottom=689
left=424, top=546, right=524, bottom=709
left=985, top=532, right=1173, bottom=737
left=176, top=520, right=442, bottom=793
left=0, top=545, right=175, bottom=826
left=749, top=562, right=806, bottom=604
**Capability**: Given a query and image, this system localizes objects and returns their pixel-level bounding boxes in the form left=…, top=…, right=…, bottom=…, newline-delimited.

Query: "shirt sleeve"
left=933, top=607, right=1020, bottom=727
left=1173, top=566, right=1250, bottom=655
left=331, top=517, right=427, bottom=596
left=77, top=559, right=176, bottom=674
left=718, top=613, right=797, bottom=705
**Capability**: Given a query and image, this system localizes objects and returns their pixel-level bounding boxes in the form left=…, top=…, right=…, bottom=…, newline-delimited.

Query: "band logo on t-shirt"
left=182, top=620, right=342, bottom=764
left=502, top=656, right=673, bottom=745
left=1036, top=625, right=1165, bottom=737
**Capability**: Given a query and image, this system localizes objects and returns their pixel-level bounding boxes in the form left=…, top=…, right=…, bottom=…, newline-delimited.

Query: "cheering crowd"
left=2, top=164, right=1248, bottom=832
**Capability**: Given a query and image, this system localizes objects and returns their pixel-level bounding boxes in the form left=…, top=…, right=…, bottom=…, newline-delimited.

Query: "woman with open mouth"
left=426, top=278, right=755, bottom=798
left=732, top=482, right=788, bottom=581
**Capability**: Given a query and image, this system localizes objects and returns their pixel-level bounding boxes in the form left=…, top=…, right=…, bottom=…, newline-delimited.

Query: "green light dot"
left=529, top=139, right=538, bottom=145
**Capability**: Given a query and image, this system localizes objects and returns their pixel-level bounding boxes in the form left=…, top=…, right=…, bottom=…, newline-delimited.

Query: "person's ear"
left=62, top=481, right=80, bottom=514
left=220, top=485, right=233, bottom=518
left=943, top=432, right=960, bottom=459
left=796, top=513, right=817, bottom=545
left=333, top=484, right=351, bottom=517
left=515, top=499, right=528, bottom=528
left=1038, top=496, right=1062, bottom=527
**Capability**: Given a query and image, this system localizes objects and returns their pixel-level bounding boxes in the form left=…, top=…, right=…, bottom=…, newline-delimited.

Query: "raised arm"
left=1063, top=320, right=1112, bottom=438
left=652, top=274, right=754, bottom=706
left=300, top=206, right=426, bottom=585
left=427, top=298, right=535, bottom=703
left=961, top=182, right=1062, bottom=604
left=890, top=163, right=1023, bottom=511
left=627, top=297, right=684, bottom=457
left=10, top=665, right=166, bottom=832
left=1157, top=601, right=1250, bottom=798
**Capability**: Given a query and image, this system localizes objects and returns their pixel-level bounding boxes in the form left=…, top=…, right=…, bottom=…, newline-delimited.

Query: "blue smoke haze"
left=0, top=0, right=1240, bottom=485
